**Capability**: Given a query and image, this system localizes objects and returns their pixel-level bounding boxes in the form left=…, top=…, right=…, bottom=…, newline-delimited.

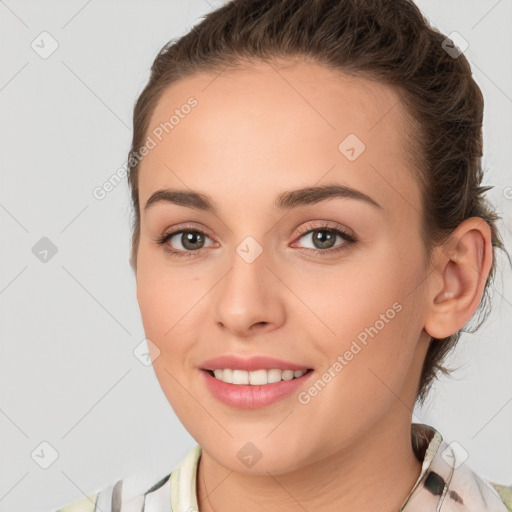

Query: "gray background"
left=0, top=1, right=511, bottom=510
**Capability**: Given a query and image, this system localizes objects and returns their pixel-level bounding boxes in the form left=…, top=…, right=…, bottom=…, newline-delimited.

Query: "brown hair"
left=126, top=0, right=507, bottom=405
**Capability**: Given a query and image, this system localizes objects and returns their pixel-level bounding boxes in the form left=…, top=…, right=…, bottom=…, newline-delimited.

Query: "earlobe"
left=424, top=218, right=493, bottom=340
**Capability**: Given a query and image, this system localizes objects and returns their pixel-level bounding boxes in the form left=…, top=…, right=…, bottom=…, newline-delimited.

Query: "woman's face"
left=135, top=60, right=433, bottom=473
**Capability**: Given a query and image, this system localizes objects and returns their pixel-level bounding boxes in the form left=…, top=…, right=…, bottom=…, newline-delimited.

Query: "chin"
left=199, top=437, right=314, bottom=476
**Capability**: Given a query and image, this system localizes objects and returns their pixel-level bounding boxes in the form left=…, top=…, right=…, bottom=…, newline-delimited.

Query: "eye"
left=292, top=222, right=356, bottom=255
left=155, top=225, right=216, bottom=259
left=154, top=221, right=357, bottom=259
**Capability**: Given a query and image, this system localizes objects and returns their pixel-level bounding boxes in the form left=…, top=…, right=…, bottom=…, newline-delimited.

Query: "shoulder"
left=52, top=471, right=171, bottom=512
left=489, top=482, right=512, bottom=511
left=407, top=424, right=511, bottom=511
left=51, top=445, right=201, bottom=512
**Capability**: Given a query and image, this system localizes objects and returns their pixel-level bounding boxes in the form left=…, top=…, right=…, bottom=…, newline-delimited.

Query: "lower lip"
left=200, top=369, right=314, bottom=409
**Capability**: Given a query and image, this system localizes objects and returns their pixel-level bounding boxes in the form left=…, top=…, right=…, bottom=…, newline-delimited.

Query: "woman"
left=54, top=0, right=511, bottom=510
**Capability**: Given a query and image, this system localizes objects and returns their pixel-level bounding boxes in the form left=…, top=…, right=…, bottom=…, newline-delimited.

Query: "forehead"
left=147, top=59, right=411, bottom=147
left=138, top=59, right=421, bottom=222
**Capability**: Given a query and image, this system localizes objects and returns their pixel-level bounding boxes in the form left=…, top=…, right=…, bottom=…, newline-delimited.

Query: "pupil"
left=183, top=231, right=204, bottom=250
left=313, top=230, right=335, bottom=249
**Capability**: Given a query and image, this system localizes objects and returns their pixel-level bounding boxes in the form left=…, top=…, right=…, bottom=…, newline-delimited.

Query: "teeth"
left=213, top=369, right=225, bottom=381
left=233, top=369, right=249, bottom=385
left=210, top=368, right=308, bottom=385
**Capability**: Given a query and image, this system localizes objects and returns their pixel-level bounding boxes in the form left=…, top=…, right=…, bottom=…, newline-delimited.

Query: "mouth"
left=200, top=367, right=315, bottom=408
left=202, top=368, right=314, bottom=385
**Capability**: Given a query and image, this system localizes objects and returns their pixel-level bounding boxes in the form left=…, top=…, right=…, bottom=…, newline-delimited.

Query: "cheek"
left=298, top=298, right=421, bottom=446
left=300, top=244, right=425, bottom=391
left=136, top=249, right=199, bottom=339
left=295, top=250, right=416, bottom=341
left=135, top=253, right=209, bottom=401
left=136, top=273, right=169, bottom=342
left=136, top=261, right=202, bottom=417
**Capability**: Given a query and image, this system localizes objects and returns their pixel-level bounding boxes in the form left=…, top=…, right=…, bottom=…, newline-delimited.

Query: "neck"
left=196, top=413, right=422, bottom=512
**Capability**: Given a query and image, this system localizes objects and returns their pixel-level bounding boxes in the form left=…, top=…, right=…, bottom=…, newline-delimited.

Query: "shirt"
left=52, top=423, right=512, bottom=511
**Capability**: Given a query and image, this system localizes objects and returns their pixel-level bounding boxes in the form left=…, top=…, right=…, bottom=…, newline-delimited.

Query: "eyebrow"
left=143, top=183, right=383, bottom=214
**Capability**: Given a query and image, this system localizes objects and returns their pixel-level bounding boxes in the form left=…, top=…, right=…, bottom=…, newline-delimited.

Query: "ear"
left=424, top=217, right=493, bottom=340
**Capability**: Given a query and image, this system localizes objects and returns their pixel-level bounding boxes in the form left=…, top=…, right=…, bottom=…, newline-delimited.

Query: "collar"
left=399, top=423, right=444, bottom=510
left=169, top=423, right=507, bottom=512
left=400, top=424, right=507, bottom=511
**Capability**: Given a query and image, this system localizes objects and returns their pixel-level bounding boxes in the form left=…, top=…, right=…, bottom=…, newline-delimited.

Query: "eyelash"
left=154, top=222, right=357, bottom=259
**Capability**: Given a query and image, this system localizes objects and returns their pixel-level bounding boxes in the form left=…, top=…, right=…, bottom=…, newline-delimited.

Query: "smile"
left=201, top=368, right=314, bottom=408
left=208, top=368, right=310, bottom=385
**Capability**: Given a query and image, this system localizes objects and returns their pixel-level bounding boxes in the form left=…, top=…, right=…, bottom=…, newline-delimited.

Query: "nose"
left=213, top=248, right=286, bottom=338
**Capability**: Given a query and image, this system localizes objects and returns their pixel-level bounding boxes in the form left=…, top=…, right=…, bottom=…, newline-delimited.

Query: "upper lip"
left=199, top=355, right=312, bottom=372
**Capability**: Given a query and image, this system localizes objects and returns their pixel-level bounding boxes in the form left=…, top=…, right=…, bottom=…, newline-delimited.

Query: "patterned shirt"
left=53, top=423, right=512, bottom=511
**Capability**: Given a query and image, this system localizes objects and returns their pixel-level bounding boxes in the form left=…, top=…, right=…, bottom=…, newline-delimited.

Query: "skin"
left=134, top=59, right=492, bottom=512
